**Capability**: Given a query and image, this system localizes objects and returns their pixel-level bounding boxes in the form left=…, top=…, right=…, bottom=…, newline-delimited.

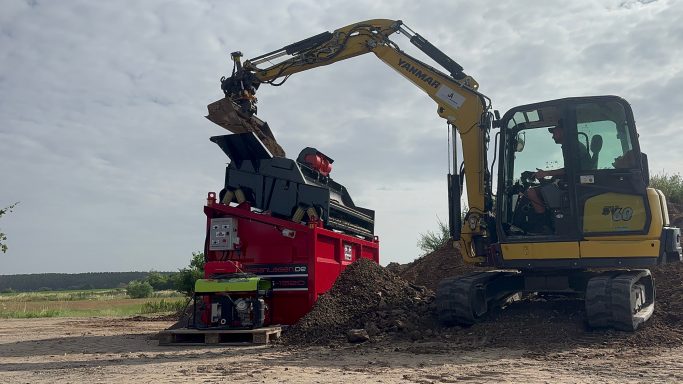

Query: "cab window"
left=576, top=102, right=635, bottom=170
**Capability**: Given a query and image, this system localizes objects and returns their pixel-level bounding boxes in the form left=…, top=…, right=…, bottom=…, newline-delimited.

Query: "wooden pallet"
left=158, top=326, right=282, bottom=346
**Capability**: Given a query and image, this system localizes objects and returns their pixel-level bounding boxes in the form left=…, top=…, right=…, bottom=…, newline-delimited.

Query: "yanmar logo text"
left=398, top=58, right=440, bottom=89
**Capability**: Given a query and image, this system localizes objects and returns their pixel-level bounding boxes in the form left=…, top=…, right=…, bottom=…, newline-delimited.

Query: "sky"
left=1, top=0, right=682, bottom=274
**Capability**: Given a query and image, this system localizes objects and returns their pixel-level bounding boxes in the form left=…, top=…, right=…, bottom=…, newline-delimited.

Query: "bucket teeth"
left=206, top=97, right=286, bottom=157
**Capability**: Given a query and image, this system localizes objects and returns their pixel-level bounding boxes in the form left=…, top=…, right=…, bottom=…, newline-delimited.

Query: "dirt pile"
left=281, top=258, right=433, bottom=345
left=458, top=262, right=683, bottom=351
left=397, top=244, right=485, bottom=291
left=642, top=262, right=683, bottom=341
left=395, top=243, right=683, bottom=350
left=283, top=245, right=683, bottom=350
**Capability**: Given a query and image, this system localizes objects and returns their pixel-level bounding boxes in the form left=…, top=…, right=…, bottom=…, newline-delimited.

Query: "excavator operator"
left=525, top=119, right=592, bottom=231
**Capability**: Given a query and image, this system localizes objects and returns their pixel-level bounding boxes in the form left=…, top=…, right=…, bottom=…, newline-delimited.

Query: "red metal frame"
left=203, top=192, right=380, bottom=325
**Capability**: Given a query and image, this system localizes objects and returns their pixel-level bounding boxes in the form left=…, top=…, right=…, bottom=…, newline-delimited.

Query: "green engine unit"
left=192, top=277, right=273, bottom=329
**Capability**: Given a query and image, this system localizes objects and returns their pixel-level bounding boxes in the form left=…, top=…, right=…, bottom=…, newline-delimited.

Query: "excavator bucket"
left=206, top=98, right=286, bottom=157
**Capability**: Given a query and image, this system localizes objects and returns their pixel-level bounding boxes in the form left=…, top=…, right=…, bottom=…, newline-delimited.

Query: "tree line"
left=1, top=252, right=205, bottom=296
left=0, top=271, right=161, bottom=292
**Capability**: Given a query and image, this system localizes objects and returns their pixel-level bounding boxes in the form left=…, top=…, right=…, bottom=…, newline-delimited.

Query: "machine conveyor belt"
left=328, top=217, right=374, bottom=239
left=329, top=200, right=374, bottom=222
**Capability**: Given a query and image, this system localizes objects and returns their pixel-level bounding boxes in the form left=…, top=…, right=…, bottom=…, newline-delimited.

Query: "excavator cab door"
left=494, top=96, right=649, bottom=267
left=570, top=97, right=652, bottom=262
left=497, top=101, right=578, bottom=242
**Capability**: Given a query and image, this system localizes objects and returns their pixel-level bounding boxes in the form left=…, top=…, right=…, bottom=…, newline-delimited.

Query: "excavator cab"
left=497, top=96, right=649, bottom=250
left=436, top=95, right=676, bottom=331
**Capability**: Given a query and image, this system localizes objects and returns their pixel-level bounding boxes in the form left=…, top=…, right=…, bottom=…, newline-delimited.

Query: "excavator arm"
left=220, top=19, right=493, bottom=264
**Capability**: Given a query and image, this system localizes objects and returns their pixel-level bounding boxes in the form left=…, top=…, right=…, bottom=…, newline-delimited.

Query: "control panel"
left=208, top=217, right=238, bottom=251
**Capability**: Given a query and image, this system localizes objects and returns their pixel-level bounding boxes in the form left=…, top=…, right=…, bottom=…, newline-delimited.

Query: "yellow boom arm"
left=223, top=19, right=492, bottom=263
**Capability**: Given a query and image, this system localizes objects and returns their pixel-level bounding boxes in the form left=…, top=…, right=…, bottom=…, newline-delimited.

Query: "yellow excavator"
left=212, top=19, right=681, bottom=331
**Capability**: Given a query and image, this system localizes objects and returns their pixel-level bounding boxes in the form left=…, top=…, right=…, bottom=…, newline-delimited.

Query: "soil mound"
left=397, top=244, right=485, bottom=291
left=281, top=258, right=433, bottom=345
left=283, top=247, right=683, bottom=350
left=396, top=243, right=683, bottom=350
left=446, top=262, right=683, bottom=351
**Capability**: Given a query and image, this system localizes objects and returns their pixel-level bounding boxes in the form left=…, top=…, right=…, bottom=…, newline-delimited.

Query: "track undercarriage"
left=436, top=269, right=655, bottom=331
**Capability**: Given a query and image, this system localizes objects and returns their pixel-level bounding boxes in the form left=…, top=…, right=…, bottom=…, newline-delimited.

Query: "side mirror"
left=515, top=132, right=526, bottom=152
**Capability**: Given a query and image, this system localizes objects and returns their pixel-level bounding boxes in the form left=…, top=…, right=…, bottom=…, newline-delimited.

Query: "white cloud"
left=1, top=0, right=682, bottom=273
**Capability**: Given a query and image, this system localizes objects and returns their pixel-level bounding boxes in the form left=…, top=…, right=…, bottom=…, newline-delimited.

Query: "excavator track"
left=436, top=271, right=521, bottom=326
left=585, top=269, right=655, bottom=332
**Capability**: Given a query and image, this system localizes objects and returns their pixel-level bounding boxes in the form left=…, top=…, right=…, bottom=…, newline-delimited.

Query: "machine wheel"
left=436, top=271, right=520, bottom=326
left=585, top=270, right=655, bottom=332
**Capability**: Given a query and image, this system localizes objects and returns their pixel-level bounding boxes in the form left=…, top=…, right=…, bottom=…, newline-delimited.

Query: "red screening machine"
left=195, top=132, right=379, bottom=328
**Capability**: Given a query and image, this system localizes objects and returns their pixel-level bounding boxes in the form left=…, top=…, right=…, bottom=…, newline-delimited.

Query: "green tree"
left=173, top=251, right=205, bottom=296
left=146, top=271, right=173, bottom=291
left=0, top=202, right=19, bottom=253
left=126, top=280, right=154, bottom=298
left=650, top=172, right=683, bottom=204
left=417, top=218, right=450, bottom=256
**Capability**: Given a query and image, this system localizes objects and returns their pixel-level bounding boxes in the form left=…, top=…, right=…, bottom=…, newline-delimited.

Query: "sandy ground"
left=1, top=317, right=682, bottom=383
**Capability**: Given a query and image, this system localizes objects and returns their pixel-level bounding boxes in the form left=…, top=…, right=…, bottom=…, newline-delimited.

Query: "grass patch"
left=150, top=290, right=184, bottom=299
left=0, top=288, right=127, bottom=302
left=141, top=299, right=188, bottom=314
left=0, top=289, right=184, bottom=303
left=1, top=309, right=65, bottom=319
left=0, top=292, right=187, bottom=318
left=651, top=172, right=683, bottom=204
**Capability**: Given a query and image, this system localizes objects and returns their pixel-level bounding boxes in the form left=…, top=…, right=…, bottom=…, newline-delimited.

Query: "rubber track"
left=436, top=272, right=503, bottom=326
left=585, top=270, right=654, bottom=332
left=611, top=271, right=654, bottom=331
left=585, top=274, right=615, bottom=329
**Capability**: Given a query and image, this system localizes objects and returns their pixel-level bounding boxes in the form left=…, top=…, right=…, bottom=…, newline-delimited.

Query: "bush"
left=173, top=252, right=205, bottom=296
left=417, top=218, right=450, bottom=256
left=146, top=271, right=174, bottom=291
left=651, top=172, right=683, bottom=204
left=126, top=280, right=153, bottom=298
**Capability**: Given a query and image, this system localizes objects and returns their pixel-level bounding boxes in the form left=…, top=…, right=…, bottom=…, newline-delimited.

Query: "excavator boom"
left=220, top=19, right=493, bottom=263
